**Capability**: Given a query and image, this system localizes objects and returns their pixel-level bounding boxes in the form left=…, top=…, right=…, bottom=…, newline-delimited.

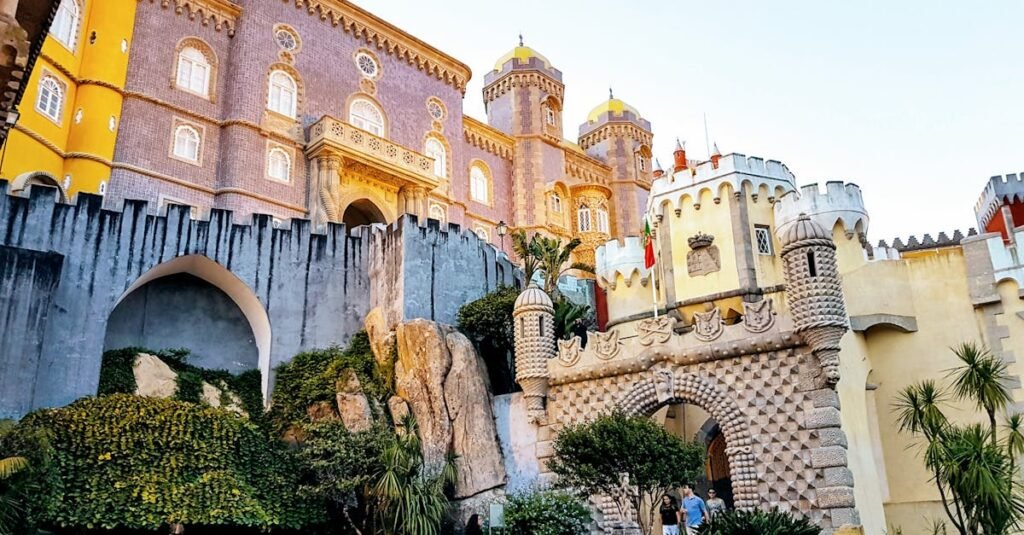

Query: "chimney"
left=673, top=139, right=687, bottom=172
left=652, top=158, right=664, bottom=178
left=710, top=142, right=721, bottom=169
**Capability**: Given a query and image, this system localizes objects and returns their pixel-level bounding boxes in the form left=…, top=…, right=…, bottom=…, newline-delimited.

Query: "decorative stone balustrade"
left=306, top=115, right=438, bottom=188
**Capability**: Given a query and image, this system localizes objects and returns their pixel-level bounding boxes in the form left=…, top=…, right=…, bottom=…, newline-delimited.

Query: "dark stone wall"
left=103, top=273, right=259, bottom=374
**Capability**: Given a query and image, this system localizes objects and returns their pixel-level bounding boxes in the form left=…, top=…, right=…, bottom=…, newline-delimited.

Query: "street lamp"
left=496, top=220, right=508, bottom=251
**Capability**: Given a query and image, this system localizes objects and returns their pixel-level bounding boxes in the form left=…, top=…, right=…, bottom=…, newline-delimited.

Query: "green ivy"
left=2, top=394, right=321, bottom=531
left=456, top=285, right=519, bottom=394
left=694, top=508, right=821, bottom=535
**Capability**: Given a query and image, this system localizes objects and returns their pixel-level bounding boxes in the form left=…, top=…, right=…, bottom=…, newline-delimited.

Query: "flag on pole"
left=643, top=219, right=656, bottom=269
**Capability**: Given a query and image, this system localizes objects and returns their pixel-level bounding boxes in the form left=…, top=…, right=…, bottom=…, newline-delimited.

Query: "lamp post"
left=497, top=220, right=508, bottom=251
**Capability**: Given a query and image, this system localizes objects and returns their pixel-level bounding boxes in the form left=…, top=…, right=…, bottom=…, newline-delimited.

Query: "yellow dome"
left=587, top=98, right=640, bottom=123
left=493, top=46, right=551, bottom=72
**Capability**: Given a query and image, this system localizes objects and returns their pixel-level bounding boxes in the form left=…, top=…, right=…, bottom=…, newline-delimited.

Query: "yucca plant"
left=946, top=342, right=1011, bottom=445
left=693, top=508, right=820, bottom=535
left=510, top=230, right=594, bottom=295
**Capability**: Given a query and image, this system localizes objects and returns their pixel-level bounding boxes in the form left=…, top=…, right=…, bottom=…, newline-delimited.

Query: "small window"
left=98, top=181, right=107, bottom=195
left=475, top=227, right=489, bottom=241
left=36, top=76, right=64, bottom=122
left=350, top=98, right=384, bottom=136
left=544, top=106, right=556, bottom=126
left=267, top=70, right=297, bottom=118
left=51, top=0, right=80, bottom=51
left=267, top=147, right=291, bottom=182
left=755, top=225, right=773, bottom=255
left=551, top=194, right=562, bottom=213
left=176, top=47, right=211, bottom=96
left=355, top=52, right=379, bottom=78
left=427, top=99, right=445, bottom=120
left=424, top=138, right=447, bottom=178
left=172, top=125, right=201, bottom=162
left=638, top=155, right=647, bottom=172
left=806, top=251, right=817, bottom=276
left=429, top=204, right=446, bottom=223
left=275, top=28, right=299, bottom=51
left=596, top=209, right=609, bottom=234
left=470, top=165, right=489, bottom=203
left=577, top=206, right=592, bottom=232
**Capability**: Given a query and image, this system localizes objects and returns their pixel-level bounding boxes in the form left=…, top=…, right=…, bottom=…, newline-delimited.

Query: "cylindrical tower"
left=779, top=213, right=848, bottom=387
left=513, top=283, right=555, bottom=423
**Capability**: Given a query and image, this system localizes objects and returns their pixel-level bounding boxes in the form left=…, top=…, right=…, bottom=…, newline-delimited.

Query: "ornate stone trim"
left=557, top=337, right=582, bottom=367
left=636, top=316, right=673, bottom=346
left=141, top=0, right=242, bottom=36
left=589, top=330, right=621, bottom=360
left=564, top=148, right=612, bottom=184
left=742, top=298, right=775, bottom=333
left=463, top=116, right=513, bottom=160
left=578, top=122, right=652, bottom=151
left=482, top=71, right=563, bottom=103
left=692, top=308, right=724, bottom=342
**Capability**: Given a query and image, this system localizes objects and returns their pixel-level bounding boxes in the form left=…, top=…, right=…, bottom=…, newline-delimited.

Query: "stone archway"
left=10, top=171, right=67, bottom=202
left=342, top=198, right=387, bottom=228
left=616, top=369, right=759, bottom=510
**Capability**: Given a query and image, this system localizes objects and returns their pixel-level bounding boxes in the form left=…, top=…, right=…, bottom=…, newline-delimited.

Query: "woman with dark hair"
left=659, top=494, right=682, bottom=535
left=465, top=513, right=483, bottom=535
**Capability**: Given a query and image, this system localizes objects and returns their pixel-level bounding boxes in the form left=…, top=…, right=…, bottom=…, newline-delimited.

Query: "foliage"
left=269, top=331, right=392, bottom=433
left=99, top=347, right=265, bottom=418
left=553, top=297, right=595, bottom=341
left=548, top=411, right=705, bottom=535
left=0, top=419, right=50, bottom=535
left=457, top=285, right=519, bottom=394
left=370, top=416, right=457, bottom=535
left=2, top=394, right=319, bottom=531
left=893, top=341, right=1024, bottom=535
left=502, top=489, right=591, bottom=535
left=511, top=231, right=594, bottom=295
left=693, top=508, right=821, bottom=535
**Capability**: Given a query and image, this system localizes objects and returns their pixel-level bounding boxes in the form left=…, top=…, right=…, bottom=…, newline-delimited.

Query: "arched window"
left=267, top=70, right=297, bottom=118
left=470, top=165, right=489, bottom=204
left=176, top=46, right=211, bottom=96
left=424, top=138, right=446, bottom=178
left=51, top=0, right=80, bottom=50
left=551, top=194, right=562, bottom=213
left=577, top=206, right=592, bottom=232
left=545, top=106, right=556, bottom=126
left=638, top=154, right=647, bottom=172
left=429, top=203, right=446, bottom=223
left=475, top=227, right=489, bottom=241
left=267, top=147, right=291, bottom=182
left=596, top=208, right=609, bottom=233
left=36, top=76, right=64, bottom=122
left=172, top=125, right=201, bottom=162
left=350, top=98, right=384, bottom=136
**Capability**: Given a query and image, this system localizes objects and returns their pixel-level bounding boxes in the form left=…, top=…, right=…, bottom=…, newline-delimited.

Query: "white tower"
left=513, top=284, right=555, bottom=423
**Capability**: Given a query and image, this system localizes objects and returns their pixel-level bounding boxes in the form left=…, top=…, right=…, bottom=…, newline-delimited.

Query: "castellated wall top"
left=648, top=153, right=797, bottom=213
left=975, top=172, right=1024, bottom=230
left=595, top=236, right=650, bottom=290
left=774, top=181, right=868, bottom=239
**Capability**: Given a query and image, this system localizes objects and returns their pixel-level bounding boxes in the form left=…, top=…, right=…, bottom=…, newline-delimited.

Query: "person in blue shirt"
left=680, top=484, right=709, bottom=534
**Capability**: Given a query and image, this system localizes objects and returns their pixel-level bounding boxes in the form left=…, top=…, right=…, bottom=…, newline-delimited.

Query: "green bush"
left=457, top=285, right=519, bottom=394
left=2, top=394, right=319, bottom=531
left=503, top=489, right=591, bottom=535
left=694, top=508, right=821, bottom=535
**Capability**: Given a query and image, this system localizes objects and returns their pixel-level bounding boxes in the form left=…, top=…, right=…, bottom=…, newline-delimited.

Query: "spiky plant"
left=946, top=342, right=1011, bottom=445
left=693, top=508, right=820, bottom=535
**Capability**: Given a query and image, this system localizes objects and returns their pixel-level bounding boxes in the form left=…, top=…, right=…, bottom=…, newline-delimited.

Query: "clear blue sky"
left=361, top=0, right=1023, bottom=242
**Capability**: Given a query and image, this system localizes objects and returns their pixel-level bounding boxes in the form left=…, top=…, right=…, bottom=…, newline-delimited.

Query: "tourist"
left=658, top=494, right=682, bottom=535
left=706, top=488, right=727, bottom=519
left=680, top=484, right=709, bottom=534
left=465, top=513, right=483, bottom=535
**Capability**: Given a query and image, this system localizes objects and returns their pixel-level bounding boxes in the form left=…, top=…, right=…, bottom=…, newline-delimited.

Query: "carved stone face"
left=692, top=308, right=724, bottom=342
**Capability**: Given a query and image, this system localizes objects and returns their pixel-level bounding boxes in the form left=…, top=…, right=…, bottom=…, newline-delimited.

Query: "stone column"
left=414, top=186, right=427, bottom=225
left=314, top=155, right=342, bottom=225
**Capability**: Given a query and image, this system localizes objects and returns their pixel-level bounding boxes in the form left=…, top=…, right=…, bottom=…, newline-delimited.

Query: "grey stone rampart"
left=877, top=228, right=977, bottom=252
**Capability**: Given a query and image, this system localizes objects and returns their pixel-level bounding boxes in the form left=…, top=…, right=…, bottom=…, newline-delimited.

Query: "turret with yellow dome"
left=483, top=36, right=564, bottom=138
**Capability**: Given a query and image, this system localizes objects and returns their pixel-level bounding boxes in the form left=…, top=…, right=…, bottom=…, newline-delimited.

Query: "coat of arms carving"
left=686, top=232, right=721, bottom=276
left=742, top=299, right=775, bottom=333
left=637, top=316, right=674, bottom=346
left=692, top=307, right=725, bottom=342
left=557, top=336, right=583, bottom=367
left=588, top=330, right=621, bottom=360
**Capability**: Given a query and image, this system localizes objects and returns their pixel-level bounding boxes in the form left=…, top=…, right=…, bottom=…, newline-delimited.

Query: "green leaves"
left=503, top=489, right=591, bottom=535
left=693, top=508, right=821, bottom=535
left=510, top=231, right=595, bottom=295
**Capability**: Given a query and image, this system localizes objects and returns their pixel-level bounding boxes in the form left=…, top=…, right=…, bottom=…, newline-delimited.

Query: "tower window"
left=267, top=147, right=291, bottom=182
left=551, top=194, right=562, bottom=213
left=638, top=156, right=647, bottom=172
left=596, top=208, right=609, bottom=234
left=577, top=206, right=592, bottom=232
left=172, top=124, right=201, bottom=163
left=176, top=46, right=211, bottom=97
left=424, top=138, right=447, bottom=178
left=755, top=225, right=773, bottom=255
left=267, top=70, right=298, bottom=118
left=470, top=164, right=490, bottom=204
left=50, top=0, right=80, bottom=51
left=36, top=76, right=64, bottom=123
left=806, top=251, right=817, bottom=276
left=350, top=98, right=385, bottom=136
left=545, top=106, right=556, bottom=126
left=429, top=203, right=447, bottom=223
left=538, top=316, right=545, bottom=337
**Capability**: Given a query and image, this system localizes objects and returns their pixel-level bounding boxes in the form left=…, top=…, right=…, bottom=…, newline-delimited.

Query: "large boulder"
left=133, top=353, right=178, bottom=398
left=395, top=320, right=453, bottom=472
left=336, top=370, right=373, bottom=432
left=365, top=307, right=396, bottom=370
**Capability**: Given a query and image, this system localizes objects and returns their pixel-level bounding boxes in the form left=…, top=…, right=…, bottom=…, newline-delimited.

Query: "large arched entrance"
left=342, top=198, right=387, bottom=228
left=104, top=255, right=273, bottom=396
left=655, top=404, right=734, bottom=508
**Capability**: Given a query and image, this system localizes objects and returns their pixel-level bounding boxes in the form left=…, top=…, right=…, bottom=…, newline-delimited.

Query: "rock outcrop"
left=336, top=371, right=373, bottom=432
left=374, top=315, right=507, bottom=499
left=131, top=352, right=247, bottom=415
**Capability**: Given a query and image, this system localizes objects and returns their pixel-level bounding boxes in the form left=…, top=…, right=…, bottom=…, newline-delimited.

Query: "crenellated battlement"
left=974, top=172, right=1024, bottom=230
left=648, top=153, right=797, bottom=216
left=595, top=236, right=650, bottom=290
left=876, top=229, right=977, bottom=253
left=774, top=181, right=868, bottom=239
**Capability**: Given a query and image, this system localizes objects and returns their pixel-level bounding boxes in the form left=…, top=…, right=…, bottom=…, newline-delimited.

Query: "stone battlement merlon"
left=974, top=172, right=1024, bottom=230
left=774, top=181, right=869, bottom=240
left=877, top=228, right=977, bottom=253
left=650, top=153, right=797, bottom=199
left=595, top=236, right=650, bottom=290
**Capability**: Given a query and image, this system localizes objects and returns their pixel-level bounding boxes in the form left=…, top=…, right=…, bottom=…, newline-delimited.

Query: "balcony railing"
left=307, top=116, right=437, bottom=186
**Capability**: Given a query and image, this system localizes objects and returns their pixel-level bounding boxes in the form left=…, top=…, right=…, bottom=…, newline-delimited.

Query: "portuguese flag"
left=644, top=219, right=656, bottom=269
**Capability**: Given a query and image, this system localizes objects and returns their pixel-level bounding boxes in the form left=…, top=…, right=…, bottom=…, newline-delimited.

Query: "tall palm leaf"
left=946, top=342, right=1011, bottom=445
left=510, top=230, right=540, bottom=284
left=1005, top=414, right=1024, bottom=479
left=0, top=458, right=27, bottom=480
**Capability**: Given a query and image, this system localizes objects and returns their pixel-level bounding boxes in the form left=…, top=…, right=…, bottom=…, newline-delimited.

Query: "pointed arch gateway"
left=616, top=369, right=759, bottom=510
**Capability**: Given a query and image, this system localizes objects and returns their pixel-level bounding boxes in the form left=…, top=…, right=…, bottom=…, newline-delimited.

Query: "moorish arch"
left=342, top=197, right=388, bottom=227
left=615, top=368, right=759, bottom=510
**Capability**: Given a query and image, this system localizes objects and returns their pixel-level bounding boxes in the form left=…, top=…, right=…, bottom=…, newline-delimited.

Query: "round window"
left=427, top=100, right=444, bottom=120
left=275, top=28, right=298, bottom=51
left=356, top=52, right=379, bottom=78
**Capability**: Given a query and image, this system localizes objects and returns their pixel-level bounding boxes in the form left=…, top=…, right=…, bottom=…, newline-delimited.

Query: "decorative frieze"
left=463, top=116, right=514, bottom=160
left=142, top=0, right=242, bottom=35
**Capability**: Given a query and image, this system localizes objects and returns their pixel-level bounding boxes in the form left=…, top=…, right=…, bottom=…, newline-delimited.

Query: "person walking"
left=658, top=494, right=682, bottom=535
left=680, top=484, right=709, bottom=534
left=465, top=513, right=483, bottom=535
left=705, top=488, right=727, bottom=520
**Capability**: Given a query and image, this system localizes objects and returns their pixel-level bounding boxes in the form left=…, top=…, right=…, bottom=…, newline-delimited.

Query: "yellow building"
left=0, top=0, right=136, bottom=201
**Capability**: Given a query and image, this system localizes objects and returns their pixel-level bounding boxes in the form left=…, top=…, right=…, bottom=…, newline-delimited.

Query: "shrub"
left=503, top=489, right=591, bottom=535
left=694, top=508, right=820, bottom=535
left=457, top=285, right=519, bottom=394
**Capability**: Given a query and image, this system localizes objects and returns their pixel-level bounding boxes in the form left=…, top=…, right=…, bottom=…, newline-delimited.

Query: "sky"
left=360, top=0, right=1023, bottom=242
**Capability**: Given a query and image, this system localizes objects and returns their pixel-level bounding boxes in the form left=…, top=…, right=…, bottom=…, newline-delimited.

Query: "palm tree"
left=0, top=456, right=29, bottom=535
left=1005, top=414, right=1024, bottom=478
left=946, top=342, right=1011, bottom=445
left=532, top=235, right=594, bottom=295
left=510, top=230, right=541, bottom=285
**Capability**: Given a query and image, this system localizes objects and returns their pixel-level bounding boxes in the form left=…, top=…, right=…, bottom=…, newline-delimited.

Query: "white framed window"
left=551, top=194, right=562, bottom=213
left=355, top=52, right=379, bottom=78
left=755, top=225, right=773, bottom=255
left=267, top=70, right=297, bottom=118
left=36, top=76, right=64, bottom=123
left=267, top=147, right=291, bottom=182
left=427, top=99, right=445, bottom=120
left=475, top=227, right=489, bottom=241
left=51, top=0, right=80, bottom=51
left=545, top=106, right=556, bottom=126
left=638, top=155, right=647, bottom=172
left=577, top=206, right=592, bottom=232
left=429, top=203, right=446, bottom=223
left=470, top=165, right=489, bottom=204
left=176, top=47, right=211, bottom=96
left=424, top=138, right=446, bottom=178
left=596, top=208, right=609, bottom=234
left=275, top=28, right=299, bottom=52
left=172, top=124, right=201, bottom=162
left=98, top=181, right=107, bottom=195
left=350, top=98, right=384, bottom=136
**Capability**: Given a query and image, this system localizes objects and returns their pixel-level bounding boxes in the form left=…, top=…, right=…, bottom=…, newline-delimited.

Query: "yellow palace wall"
left=0, top=0, right=136, bottom=198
